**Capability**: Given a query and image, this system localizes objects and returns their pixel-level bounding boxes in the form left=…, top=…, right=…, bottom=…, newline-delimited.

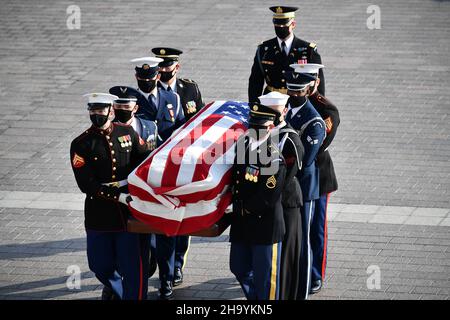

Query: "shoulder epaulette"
left=180, top=78, right=197, bottom=85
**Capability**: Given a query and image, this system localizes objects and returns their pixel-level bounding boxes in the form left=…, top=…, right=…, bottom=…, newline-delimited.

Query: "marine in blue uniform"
left=248, top=6, right=325, bottom=104
left=129, top=57, right=186, bottom=299
left=284, top=68, right=326, bottom=300
left=151, top=47, right=206, bottom=290
left=69, top=93, right=152, bottom=300
left=230, top=103, right=287, bottom=300
left=109, top=86, right=160, bottom=280
left=295, top=64, right=340, bottom=294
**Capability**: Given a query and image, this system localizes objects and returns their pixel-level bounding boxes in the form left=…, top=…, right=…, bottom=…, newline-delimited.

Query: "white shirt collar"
left=277, top=34, right=294, bottom=54
left=160, top=79, right=177, bottom=93
left=288, top=99, right=307, bottom=117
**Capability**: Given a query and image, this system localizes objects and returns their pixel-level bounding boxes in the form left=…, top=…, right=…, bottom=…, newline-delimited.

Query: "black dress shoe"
left=101, top=286, right=116, bottom=300
left=158, top=280, right=174, bottom=300
left=173, top=267, right=183, bottom=287
left=310, top=279, right=322, bottom=294
left=148, top=255, right=157, bottom=279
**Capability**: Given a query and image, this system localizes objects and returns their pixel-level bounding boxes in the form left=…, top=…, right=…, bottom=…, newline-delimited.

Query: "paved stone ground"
left=0, top=0, right=449, bottom=300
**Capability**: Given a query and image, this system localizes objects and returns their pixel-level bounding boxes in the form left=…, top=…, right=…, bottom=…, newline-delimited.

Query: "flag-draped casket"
left=127, top=101, right=249, bottom=236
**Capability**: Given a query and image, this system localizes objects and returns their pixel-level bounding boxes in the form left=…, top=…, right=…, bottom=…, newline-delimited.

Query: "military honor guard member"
left=151, top=47, right=205, bottom=291
left=229, top=102, right=287, bottom=300
left=295, top=64, right=340, bottom=294
left=152, top=47, right=204, bottom=121
left=70, top=93, right=152, bottom=300
left=284, top=67, right=326, bottom=300
left=109, top=86, right=158, bottom=151
left=248, top=6, right=325, bottom=104
left=258, top=92, right=305, bottom=300
left=109, top=86, right=159, bottom=279
left=129, top=57, right=185, bottom=144
left=129, top=57, right=186, bottom=300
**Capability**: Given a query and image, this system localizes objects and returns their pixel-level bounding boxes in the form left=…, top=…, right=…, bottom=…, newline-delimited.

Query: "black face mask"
left=137, top=79, right=156, bottom=93
left=159, top=69, right=176, bottom=83
left=290, top=95, right=307, bottom=107
left=114, top=109, right=133, bottom=123
left=275, top=26, right=291, bottom=40
left=90, top=114, right=109, bottom=128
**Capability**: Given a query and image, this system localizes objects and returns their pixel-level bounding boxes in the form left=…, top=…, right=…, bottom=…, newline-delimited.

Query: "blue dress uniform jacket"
left=287, top=99, right=326, bottom=201
left=117, top=86, right=185, bottom=144
left=70, top=123, right=151, bottom=232
left=248, top=36, right=325, bottom=103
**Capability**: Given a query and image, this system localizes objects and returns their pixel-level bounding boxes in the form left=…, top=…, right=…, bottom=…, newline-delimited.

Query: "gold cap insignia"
left=143, top=64, right=150, bottom=70
left=160, top=49, right=166, bottom=55
left=276, top=7, right=283, bottom=13
left=253, top=105, right=258, bottom=111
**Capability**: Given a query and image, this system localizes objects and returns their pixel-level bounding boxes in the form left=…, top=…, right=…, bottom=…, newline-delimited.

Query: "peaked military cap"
left=83, top=93, right=118, bottom=110
left=130, top=57, right=163, bottom=79
left=151, top=47, right=183, bottom=67
left=270, top=6, right=298, bottom=25
left=290, top=63, right=325, bottom=77
left=109, top=86, right=138, bottom=105
left=285, top=71, right=316, bottom=91
left=248, top=102, right=279, bottom=126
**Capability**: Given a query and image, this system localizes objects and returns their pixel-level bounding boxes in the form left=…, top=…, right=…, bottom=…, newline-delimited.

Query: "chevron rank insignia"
left=324, top=117, right=333, bottom=133
left=266, top=175, right=277, bottom=189
left=72, top=153, right=85, bottom=168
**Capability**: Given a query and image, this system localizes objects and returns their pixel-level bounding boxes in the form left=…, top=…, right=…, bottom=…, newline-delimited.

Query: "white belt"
left=101, top=179, right=128, bottom=188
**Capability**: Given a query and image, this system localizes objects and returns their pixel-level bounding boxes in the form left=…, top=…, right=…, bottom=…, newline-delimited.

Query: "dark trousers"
left=279, top=207, right=302, bottom=300
left=297, top=200, right=315, bottom=300
left=230, top=242, right=282, bottom=300
left=155, top=235, right=190, bottom=281
left=86, top=230, right=148, bottom=300
left=311, top=193, right=329, bottom=282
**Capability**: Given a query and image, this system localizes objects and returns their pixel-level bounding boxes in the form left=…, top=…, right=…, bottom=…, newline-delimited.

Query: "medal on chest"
left=118, top=135, right=132, bottom=148
left=244, top=166, right=260, bottom=183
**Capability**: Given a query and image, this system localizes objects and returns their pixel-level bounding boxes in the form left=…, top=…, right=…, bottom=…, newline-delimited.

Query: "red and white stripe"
left=127, top=101, right=248, bottom=236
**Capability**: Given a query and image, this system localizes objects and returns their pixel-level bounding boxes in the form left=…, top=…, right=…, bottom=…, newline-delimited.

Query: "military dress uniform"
left=153, top=48, right=204, bottom=122
left=284, top=72, right=326, bottom=300
left=70, top=93, right=151, bottom=300
left=131, top=57, right=186, bottom=299
left=248, top=6, right=325, bottom=104
left=273, top=123, right=305, bottom=300
left=257, top=92, right=305, bottom=300
left=109, top=86, right=160, bottom=279
left=229, top=105, right=287, bottom=300
left=153, top=48, right=205, bottom=286
left=308, top=91, right=340, bottom=292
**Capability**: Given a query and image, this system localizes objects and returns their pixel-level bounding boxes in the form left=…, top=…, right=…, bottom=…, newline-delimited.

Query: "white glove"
left=118, top=193, right=131, bottom=205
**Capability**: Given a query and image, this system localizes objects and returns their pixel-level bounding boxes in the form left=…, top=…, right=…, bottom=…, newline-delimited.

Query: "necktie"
left=281, top=41, right=288, bottom=56
left=286, top=109, right=293, bottom=122
left=167, top=86, right=172, bottom=92
left=150, top=94, right=157, bottom=108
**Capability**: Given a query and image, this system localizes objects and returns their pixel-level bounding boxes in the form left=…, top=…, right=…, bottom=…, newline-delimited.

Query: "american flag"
left=127, top=101, right=249, bottom=236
